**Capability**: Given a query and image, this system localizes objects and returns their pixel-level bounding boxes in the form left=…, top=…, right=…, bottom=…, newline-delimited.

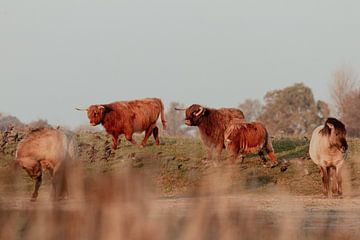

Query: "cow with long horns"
left=176, top=104, right=245, bottom=161
left=309, top=117, right=348, bottom=197
left=77, top=98, right=166, bottom=150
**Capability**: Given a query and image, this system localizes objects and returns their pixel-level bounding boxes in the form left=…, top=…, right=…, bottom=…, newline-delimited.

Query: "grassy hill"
left=2, top=130, right=360, bottom=240
left=1, top=129, right=360, bottom=197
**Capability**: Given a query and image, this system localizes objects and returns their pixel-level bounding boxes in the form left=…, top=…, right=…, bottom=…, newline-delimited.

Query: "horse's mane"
left=319, top=118, right=346, bottom=136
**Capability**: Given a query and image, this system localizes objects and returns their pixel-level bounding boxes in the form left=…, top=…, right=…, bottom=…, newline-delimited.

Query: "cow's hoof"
left=279, top=161, right=290, bottom=172
left=271, top=163, right=278, bottom=168
left=30, top=198, right=37, bottom=202
left=280, top=165, right=288, bottom=172
left=322, top=192, right=330, bottom=198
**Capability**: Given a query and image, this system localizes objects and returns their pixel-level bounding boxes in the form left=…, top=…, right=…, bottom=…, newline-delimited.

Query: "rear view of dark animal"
left=309, top=118, right=348, bottom=197
left=77, top=98, right=166, bottom=150
left=177, top=104, right=245, bottom=161
left=224, top=119, right=278, bottom=167
left=15, top=128, right=76, bottom=201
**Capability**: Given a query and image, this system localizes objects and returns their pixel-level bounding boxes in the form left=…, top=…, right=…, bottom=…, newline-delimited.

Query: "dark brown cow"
left=224, top=119, right=278, bottom=167
left=177, top=104, right=245, bottom=161
left=77, top=98, right=166, bottom=149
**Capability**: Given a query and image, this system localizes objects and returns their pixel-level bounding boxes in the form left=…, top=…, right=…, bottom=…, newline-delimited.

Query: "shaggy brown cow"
left=224, top=119, right=278, bottom=167
left=77, top=98, right=166, bottom=150
left=15, top=128, right=76, bottom=201
left=177, top=104, right=245, bottom=161
left=309, top=118, right=348, bottom=197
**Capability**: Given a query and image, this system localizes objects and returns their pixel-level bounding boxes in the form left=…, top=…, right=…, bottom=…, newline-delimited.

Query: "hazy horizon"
left=1, top=0, right=359, bottom=127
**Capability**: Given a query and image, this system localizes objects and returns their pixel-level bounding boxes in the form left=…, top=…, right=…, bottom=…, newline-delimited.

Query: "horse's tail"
left=158, top=99, right=166, bottom=130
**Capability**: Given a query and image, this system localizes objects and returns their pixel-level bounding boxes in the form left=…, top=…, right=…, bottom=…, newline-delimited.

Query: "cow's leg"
left=227, top=143, right=239, bottom=164
left=258, top=150, right=267, bottom=166
left=112, top=135, right=119, bottom=150
left=55, top=162, right=69, bottom=200
left=153, top=126, right=160, bottom=145
left=125, top=133, right=137, bottom=145
left=141, top=124, right=155, bottom=147
left=215, top=144, right=223, bottom=162
left=52, top=172, right=65, bottom=201
left=265, top=142, right=278, bottom=167
left=30, top=161, right=43, bottom=202
left=56, top=170, right=68, bottom=200
left=31, top=174, right=42, bottom=201
left=207, top=147, right=213, bottom=160
left=320, top=166, right=330, bottom=197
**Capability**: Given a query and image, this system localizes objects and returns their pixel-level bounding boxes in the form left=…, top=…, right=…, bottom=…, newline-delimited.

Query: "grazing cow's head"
left=320, top=118, right=348, bottom=152
left=184, top=104, right=207, bottom=126
left=86, top=105, right=107, bottom=126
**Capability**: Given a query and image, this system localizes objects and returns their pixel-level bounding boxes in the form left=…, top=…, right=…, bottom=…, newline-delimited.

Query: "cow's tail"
left=263, top=127, right=278, bottom=166
left=159, top=99, right=166, bottom=130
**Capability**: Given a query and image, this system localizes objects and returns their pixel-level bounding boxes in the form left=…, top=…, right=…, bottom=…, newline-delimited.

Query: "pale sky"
left=1, top=0, right=359, bottom=127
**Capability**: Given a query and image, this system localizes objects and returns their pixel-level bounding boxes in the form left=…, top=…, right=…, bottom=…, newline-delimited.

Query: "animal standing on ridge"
left=224, top=119, right=279, bottom=167
left=77, top=98, right=166, bottom=150
left=309, top=118, right=348, bottom=197
left=15, top=128, right=75, bottom=201
left=176, top=104, right=244, bottom=161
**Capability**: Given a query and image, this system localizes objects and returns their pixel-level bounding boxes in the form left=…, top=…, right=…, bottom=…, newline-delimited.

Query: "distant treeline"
left=167, top=65, right=360, bottom=137
left=0, top=114, right=50, bottom=132
left=166, top=83, right=329, bottom=137
left=1, top=66, right=359, bottom=137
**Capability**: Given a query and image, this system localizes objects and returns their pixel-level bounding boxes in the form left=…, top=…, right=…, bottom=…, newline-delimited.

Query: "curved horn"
left=174, top=107, right=186, bottom=111
left=195, top=107, right=204, bottom=116
left=75, top=107, right=88, bottom=111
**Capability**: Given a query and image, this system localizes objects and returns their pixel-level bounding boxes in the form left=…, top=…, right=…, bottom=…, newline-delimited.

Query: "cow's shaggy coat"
left=224, top=119, right=278, bottom=167
left=15, top=128, right=76, bottom=201
left=82, top=98, right=166, bottom=150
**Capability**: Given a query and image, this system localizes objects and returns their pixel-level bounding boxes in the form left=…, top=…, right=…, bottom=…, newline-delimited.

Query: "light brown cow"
left=309, top=118, right=348, bottom=197
left=177, top=104, right=245, bottom=161
left=224, top=119, right=279, bottom=167
left=15, top=128, right=76, bottom=201
left=77, top=98, right=166, bottom=150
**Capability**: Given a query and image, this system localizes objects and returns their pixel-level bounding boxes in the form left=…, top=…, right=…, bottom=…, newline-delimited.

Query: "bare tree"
left=165, top=102, right=190, bottom=136
left=342, top=89, right=360, bottom=136
left=239, top=99, right=262, bottom=122
left=330, top=65, right=358, bottom=117
left=330, top=65, right=360, bottom=136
